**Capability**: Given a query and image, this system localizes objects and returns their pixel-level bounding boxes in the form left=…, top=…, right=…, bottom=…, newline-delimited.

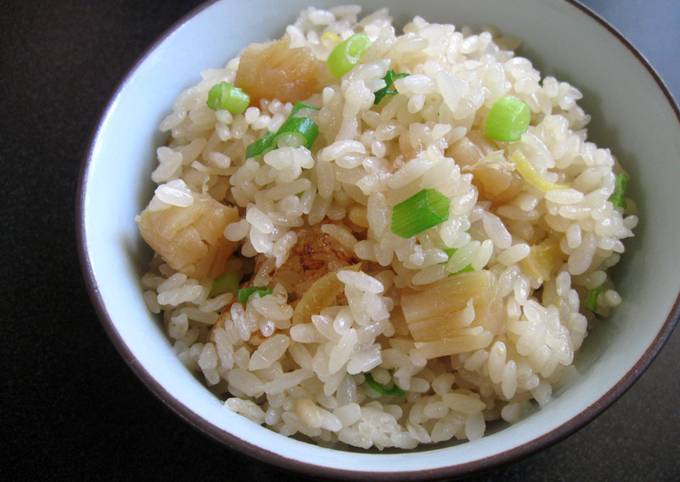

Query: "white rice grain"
left=482, top=212, right=512, bottom=249
left=337, top=270, right=384, bottom=294
left=497, top=243, right=531, bottom=266
left=248, top=335, right=290, bottom=370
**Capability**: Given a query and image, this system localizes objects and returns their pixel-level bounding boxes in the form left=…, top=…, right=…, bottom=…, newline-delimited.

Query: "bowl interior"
left=80, top=0, right=680, bottom=475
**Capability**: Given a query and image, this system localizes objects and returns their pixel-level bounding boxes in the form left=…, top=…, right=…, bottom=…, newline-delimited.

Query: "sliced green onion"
left=586, top=287, right=602, bottom=312
left=609, top=172, right=630, bottom=209
left=210, top=272, right=240, bottom=297
left=237, top=287, right=272, bottom=305
left=246, top=106, right=320, bottom=158
left=327, top=33, right=371, bottom=78
left=274, top=116, right=319, bottom=149
left=374, top=70, right=409, bottom=104
left=391, top=188, right=450, bottom=238
left=484, top=96, right=531, bottom=142
left=206, top=82, right=250, bottom=114
left=365, top=373, right=405, bottom=397
left=443, top=247, right=457, bottom=257
left=245, top=132, right=276, bottom=160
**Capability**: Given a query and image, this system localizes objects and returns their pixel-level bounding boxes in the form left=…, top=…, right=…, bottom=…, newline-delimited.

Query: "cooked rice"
left=135, top=5, right=636, bottom=450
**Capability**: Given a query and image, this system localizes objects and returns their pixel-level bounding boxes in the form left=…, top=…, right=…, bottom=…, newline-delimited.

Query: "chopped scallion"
left=365, top=373, right=405, bottom=397
left=237, top=287, right=272, bottom=305
left=391, top=188, right=450, bottom=238
left=245, top=132, right=276, bottom=159
left=274, top=116, right=319, bottom=149
left=374, top=70, right=409, bottom=104
left=609, top=172, right=630, bottom=209
left=327, top=33, right=371, bottom=78
left=586, top=287, right=602, bottom=312
left=206, top=82, right=250, bottom=114
left=246, top=104, right=320, bottom=158
left=210, top=272, right=240, bottom=297
left=484, top=96, right=531, bottom=142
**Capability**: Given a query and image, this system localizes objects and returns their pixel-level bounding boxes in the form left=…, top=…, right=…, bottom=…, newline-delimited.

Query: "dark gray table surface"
left=1, top=0, right=678, bottom=480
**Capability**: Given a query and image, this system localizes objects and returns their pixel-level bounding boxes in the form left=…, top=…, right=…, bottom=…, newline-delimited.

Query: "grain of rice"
left=464, top=412, right=485, bottom=441
left=248, top=335, right=290, bottom=370
left=157, top=272, right=187, bottom=292
left=337, top=270, right=384, bottom=294
left=497, top=243, right=531, bottom=266
left=501, top=360, right=518, bottom=399
left=531, top=382, right=552, bottom=406
left=442, top=392, right=486, bottom=414
left=329, top=329, right=358, bottom=373
left=488, top=341, right=507, bottom=384
left=566, top=222, right=582, bottom=249
left=446, top=241, right=479, bottom=273
left=347, top=344, right=382, bottom=374
left=604, top=289, right=622, bottom=306
left=157, top=285, right=204, bottom=307
left=143, top=290, right=161, bottom=314
left=482, top=212, right=512, bottom=249
left=500, top=402, right=522, bottom=423
left=227, top=369, right=264, bottom=397
left=411, top=264, right=447, bottom=285
left=246, top=206, right=275, bottom=234
left=263, top=369, right=314, bottom=395
left=424, top=401, right=450, bottom=419
left=168, top=313, right=189, bottom=339
left=471, top=239, right=494, bottom=271
left=545, top=188, right=584, bottom=204
left=226, top=398, right=266, bottom=424
left=463, top=349, right=488, bottom=371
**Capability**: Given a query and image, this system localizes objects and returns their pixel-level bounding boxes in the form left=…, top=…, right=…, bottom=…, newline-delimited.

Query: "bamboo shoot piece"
left=520, top=238, right=565, bottom=283
left=401, top=271, right=493, bottom=324
left=414, top=331, right=494, bottom=359
left=401, top=271, right=502, bottom=346
left=137, top=193, right=239, bottom=279
left=447, top=134, right=522, bottom=205
left=405, top=306, right=476, bottom=342
left=473, top=164, right=523, bottom=206
left=235, top=36, right=332, bottom=104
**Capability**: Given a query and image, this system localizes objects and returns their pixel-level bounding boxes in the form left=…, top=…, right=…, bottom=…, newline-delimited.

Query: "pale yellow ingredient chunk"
left=447, top=135, right=522, bottom=206
left=401, top=271, right=503, bottom=345
left=520, top=237, right=565, bottom=283
left=137, top=194, right=239, bottom=280
left=235, top=36, right=332, bottom=104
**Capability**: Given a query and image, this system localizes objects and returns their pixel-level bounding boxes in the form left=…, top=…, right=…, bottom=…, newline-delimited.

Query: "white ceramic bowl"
left=78, top=0, right=680, bottom=479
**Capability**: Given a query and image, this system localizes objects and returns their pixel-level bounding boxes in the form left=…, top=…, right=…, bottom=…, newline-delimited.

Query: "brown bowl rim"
left=76, top=0, right=680, bottom=480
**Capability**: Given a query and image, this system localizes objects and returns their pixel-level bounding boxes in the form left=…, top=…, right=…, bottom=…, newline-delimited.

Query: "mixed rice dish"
left=136, top=6, right=636, bottom=450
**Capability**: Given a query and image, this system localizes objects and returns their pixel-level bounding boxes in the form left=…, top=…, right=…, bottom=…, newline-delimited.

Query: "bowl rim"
left=76, top=0, right=680, bottom=479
